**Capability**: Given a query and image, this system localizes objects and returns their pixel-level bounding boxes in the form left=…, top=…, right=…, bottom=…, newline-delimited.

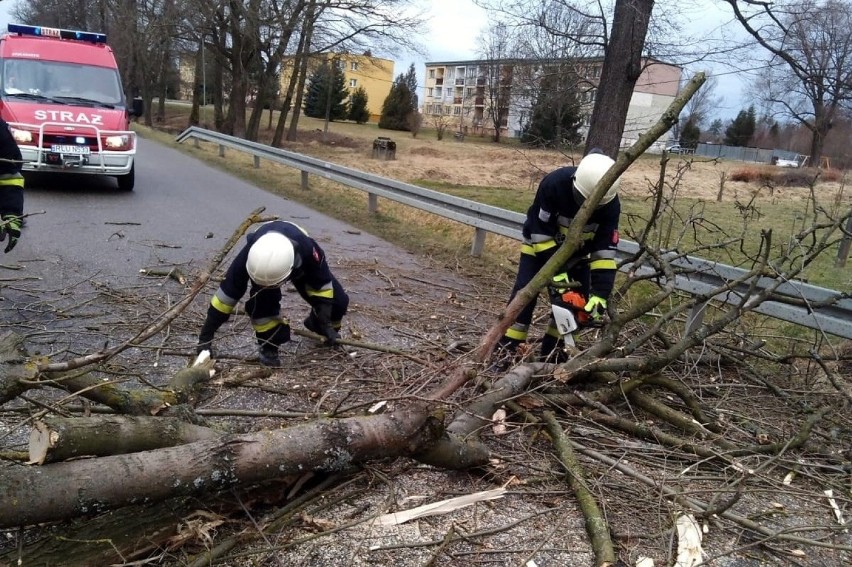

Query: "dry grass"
left=144, top=107, right=851, bottom=292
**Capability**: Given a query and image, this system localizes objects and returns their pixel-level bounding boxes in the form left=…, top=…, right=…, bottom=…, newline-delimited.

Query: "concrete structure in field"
left=280, top=52, right=394, bottom=122
left=421, top=57, right=682, bottom=145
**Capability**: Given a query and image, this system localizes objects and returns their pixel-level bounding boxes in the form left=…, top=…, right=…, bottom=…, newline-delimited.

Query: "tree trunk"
left=584, top=0, right=654, bottom=157
left=287, top=0, right=317, bottom=142
left=38, top=365, right=212, bottom=417
left=0, top=407, right=439, bottom=528
left=416, top=363, right=547, bottom=469
left=188, top=39, right=203, bottom=127
left=809, top=101, right=829, bottom=166
left=0, top=499, right=196, bottom=566
left=29, top=415, right=220, bottom=464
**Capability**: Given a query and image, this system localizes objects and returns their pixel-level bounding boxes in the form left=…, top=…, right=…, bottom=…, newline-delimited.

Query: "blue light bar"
left=7, top=24, right=107, bottom=44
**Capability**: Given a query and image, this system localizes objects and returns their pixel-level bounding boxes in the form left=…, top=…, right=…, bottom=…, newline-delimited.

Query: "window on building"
left=350, top=61, right=359, bottom=71
left=427, top=87, right=433, bottom=97
left=349, top=79, right=357, bottom=88
left=453, top=106, right=461, bottom=115
left=429, top=69, right=435, bottom=79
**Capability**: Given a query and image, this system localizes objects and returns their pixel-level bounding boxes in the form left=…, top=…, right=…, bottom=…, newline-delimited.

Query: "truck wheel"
left=117, top=164, right=135, bottom=191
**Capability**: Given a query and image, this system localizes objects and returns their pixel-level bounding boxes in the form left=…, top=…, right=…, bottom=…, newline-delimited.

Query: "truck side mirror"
left=130, top=96, right=144, bottom=118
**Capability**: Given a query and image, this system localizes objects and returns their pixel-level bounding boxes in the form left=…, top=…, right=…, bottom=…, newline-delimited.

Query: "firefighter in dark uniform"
left=197, top=220, right=349, bottom=366
left=501, top=151, right=622, bottom=360
left=0, top=118, right=24, bottom=254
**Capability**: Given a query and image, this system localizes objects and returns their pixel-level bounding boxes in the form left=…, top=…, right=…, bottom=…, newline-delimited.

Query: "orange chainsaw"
left=548, top=274, right=589, bottom=347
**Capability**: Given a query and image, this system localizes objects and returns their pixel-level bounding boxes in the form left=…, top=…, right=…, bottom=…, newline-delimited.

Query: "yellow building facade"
left=280, top=52, right=394, bottom=122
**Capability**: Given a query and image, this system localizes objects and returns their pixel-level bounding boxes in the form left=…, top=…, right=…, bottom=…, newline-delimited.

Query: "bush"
left=730, top=166, right=844, bottom=187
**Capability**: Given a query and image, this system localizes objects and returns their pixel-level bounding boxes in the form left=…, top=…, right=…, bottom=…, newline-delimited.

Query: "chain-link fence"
left=694, top=143, right=806, bottom=166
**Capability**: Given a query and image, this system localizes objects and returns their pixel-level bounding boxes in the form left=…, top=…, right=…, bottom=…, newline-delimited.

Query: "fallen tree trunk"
left=29, top=415, right=220, bottom=464
left=416, top=363, right=548, bottom=469
left=0, top=406, right=439, bottom=528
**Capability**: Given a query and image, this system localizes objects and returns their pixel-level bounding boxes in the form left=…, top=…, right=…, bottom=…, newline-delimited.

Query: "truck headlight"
left=104, top=135, right=131, bottom=149
left=11, top=128, right=32, bottom=143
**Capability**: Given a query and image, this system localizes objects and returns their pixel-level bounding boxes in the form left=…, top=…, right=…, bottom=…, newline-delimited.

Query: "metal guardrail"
left=176, top=127, right=852, bottom=339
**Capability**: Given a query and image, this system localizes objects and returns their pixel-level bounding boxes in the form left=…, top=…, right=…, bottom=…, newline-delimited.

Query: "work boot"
left=258, top=345, right=281, bottom=367
left=539, top=335, right=569, bottom=364
left=490, top=337, right=524, bottom=372
left=304, top=314, right=322, bottom=336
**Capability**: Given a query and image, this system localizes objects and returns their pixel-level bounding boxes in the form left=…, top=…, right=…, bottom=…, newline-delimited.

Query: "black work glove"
left=313, top=303, right=340, bottom=346
left=0, top=214, right=21, bottom=253
left=322, top=325, right=340, bottom=346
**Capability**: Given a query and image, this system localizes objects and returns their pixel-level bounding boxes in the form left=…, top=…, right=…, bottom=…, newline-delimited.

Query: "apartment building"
left=280, top=52, right=394, bottom=122
left=422, top=57, right=682, bottom=144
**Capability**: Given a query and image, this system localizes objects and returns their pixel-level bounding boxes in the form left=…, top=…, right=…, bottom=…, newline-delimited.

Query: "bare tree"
left=681, top=72, right=721, bottom=130
left=723, top=0, right=852, bottom=165
left=477, top=20, right=516, bottom=142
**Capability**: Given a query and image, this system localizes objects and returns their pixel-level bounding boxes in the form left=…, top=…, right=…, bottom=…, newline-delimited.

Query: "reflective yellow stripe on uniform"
left=521, top=239, right=557, bottom=256
left=252, top=318, right=281, bottom=332
left=0, top=178, right=24, bottom=188
left=306, top=287, right=334, bottom=299
left=211, top=295, right=235, bottom=314
left=589, top=259, right=617, bottom=270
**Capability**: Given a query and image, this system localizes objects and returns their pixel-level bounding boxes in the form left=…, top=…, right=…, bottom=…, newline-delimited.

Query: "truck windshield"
left=1, top=58, right=124, bottom=106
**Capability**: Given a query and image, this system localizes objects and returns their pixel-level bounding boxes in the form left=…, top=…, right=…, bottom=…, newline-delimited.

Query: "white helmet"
left=574, top=153, right=621, bottom=205
left=246, top=233, right=295, bottom=287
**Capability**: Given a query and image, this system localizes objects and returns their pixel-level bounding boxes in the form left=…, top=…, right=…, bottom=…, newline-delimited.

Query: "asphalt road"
left=13, top=136, right=417, bottom=290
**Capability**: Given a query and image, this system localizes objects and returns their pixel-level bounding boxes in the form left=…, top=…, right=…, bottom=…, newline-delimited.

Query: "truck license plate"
left=51, top=145, right=90, bottom=155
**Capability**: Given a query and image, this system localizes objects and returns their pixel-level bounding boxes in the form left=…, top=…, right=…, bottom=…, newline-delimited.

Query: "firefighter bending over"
left=500, top=150, right=622, bottom=361
left=197, top=220, right=349, bottom=367
left=0, top=118, right=23, bottom=254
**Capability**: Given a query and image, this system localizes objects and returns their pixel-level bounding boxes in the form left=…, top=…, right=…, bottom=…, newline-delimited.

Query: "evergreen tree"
left=724, top=105, right=756, bottom=147
left=403, top=63, right=419, bottom=114
left=348, top=87, right=370, bottom=124
left=680, top=117, right=701, bottom=149
left=304, top=61, right=348, bottom=121
left=378, top=71, right=416, bottom=131
left=520, top=71, right=582, bottom=148
left=707, top=118, right=724, bottom=141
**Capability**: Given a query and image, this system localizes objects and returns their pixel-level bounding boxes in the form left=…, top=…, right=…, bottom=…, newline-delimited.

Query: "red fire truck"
left=0, top=24, right=143, bottom=191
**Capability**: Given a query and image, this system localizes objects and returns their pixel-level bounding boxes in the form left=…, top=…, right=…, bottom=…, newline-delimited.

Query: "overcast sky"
left=396, top=0, right=749, bottom=122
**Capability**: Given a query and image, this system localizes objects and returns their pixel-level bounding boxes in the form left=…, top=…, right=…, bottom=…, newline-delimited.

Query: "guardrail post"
left=193, top=138, right=200, bottom=149
left=684, top=302, right=708, bottom=336
left=253, top=155, right=260, bottom=169
left=471, top=228, right=486, bottom=257
left=368, top=193, right=378, bottom=214
left=301, top=171, right=309, bottom=190
left=836, top=216, right=852, bottom=267
left=219, top=145, right=225, bottom=158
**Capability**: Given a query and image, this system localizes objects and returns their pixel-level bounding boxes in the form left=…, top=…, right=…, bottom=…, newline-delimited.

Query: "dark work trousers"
left=508, top=252, right=590, bottom=330
left=244, top=275, right=350, bottom=326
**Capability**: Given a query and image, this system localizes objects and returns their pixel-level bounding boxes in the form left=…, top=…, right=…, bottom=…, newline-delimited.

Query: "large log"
left=29, top=415, right=220, bottom=464
left=0, top=406, right=439, bottom=528
left=416, top=363, right=547, bottom=469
